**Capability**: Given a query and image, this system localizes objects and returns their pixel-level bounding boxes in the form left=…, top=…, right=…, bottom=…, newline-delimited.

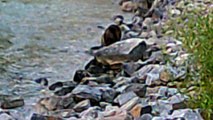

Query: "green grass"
left=163, top=5, right=213, bottom=120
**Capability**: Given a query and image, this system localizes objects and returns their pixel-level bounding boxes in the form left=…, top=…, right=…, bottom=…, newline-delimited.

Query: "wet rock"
left=54, top=86, right=75, bottom=96
left=73, top=99, right=91, bottom=112
left=34, top=77, right=49, bottom=86
left=1, top=97, right=24, bottom=109
left=114, top=91, right=137, bottom=106
left=73, top=70, right=91, bottom=83
left=121, top=97, right=140, bottom=111
left=93, top=38, right=147, bottom=66
left=80, top=75, right=114, bottom=85
left=72, top=85, right=102, bottom=102
left=49, top=82, right=63, bottom=91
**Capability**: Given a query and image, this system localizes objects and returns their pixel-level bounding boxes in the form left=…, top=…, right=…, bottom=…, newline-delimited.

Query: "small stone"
left=146, top=87, right=160, bottom=95
left=114, top=91, right=137, bottom=106
left=54, top=86, right=75, bottom=96
left=34, top=77, right=48, bottom=86
left=30, top=113, right=62, bottom=120
left=103, top=106, right=133, bottom=120
left=121, top=97, right=140, bottom=111
left=72, top=85, right=102, bottom=102
left=96, top=86, right=117, bottom=103
left=130, top=104, right=142, bottom=118
left=73, top=99, right=91, bottom=112
left=123, top=83, right=146, bottom=97
left=100, top=102, right=111, bottom=109
left=160, top=70, right=170, bottom=82
left=49, top=82, right=63, bottom=91
left=1, top=97, right=24, bottom=109
left=73, top=70, right=91, bottom=83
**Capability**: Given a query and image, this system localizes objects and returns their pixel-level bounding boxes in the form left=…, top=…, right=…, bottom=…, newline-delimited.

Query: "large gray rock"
left=93, top=38, right=148, bottom=65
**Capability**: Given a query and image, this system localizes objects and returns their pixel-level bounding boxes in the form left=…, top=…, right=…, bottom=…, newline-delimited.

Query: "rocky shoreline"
left=0, top=0, right=212, bottom=120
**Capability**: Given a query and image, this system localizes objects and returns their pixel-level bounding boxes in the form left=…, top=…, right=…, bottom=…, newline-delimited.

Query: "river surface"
left=0, top=0, right=132, bottom=118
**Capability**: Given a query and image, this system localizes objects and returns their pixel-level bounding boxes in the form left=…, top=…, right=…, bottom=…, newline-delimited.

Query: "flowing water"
left=0, top=0, right=132, bottom=118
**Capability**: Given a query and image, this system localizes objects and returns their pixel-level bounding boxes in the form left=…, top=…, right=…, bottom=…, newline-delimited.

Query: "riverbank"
left=0, top=0, right=212, bottom=120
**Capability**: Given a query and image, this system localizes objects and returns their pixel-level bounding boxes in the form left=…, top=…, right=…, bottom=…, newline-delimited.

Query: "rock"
left=49, top=81, right=77, bottom=91
left=54, top=86, right=75, bottom=96
left=122, top=61, right=143, bottom=76
left=84, top=58, right=107, bottom=75
left=140, top=113, right=153, bottom=120
left=132, top=64, right=166, bottom=86
left=34, top=77, right=49, bottom=86
left=79, top=107, right=101, bottom=119
left=103, top=106, right=133, bottom=120
left=49, top=82, right=63, bottom=91
left=122, top=83, right=146, bottom=97
left=72, top=85, right=102, bottom=102
left=73, top=70, right=91, bottom=83
left=140, top=100, right=152, bottom=115
left=130, top=104, right=142, bottom=118
left=96, top=86, right=117, bottom=103
left=30, top=113, right=62, bottom=120
left=159, top=70, right=171, bottom=83
left=121, top=97, right=140, bottom=111
left=93, top=38, right=147, bottom=66
left=80, top=75, right=114, bottom=85
left=0, top=112, right=14, bottom=120
left=73, top=99, right=91, bottom=112
left=36, top=95, right=75, bottom=111
left=114, top=92, right=137, bottom=106
left=146, top=86, right=160, bottom=95
left=1, top=97, right=24, bottom=109
left=152, top=100, right=173, bottom=116
left=168, top=93, right=187, bottom=110
left=168, top=109, right=203, bottom=120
